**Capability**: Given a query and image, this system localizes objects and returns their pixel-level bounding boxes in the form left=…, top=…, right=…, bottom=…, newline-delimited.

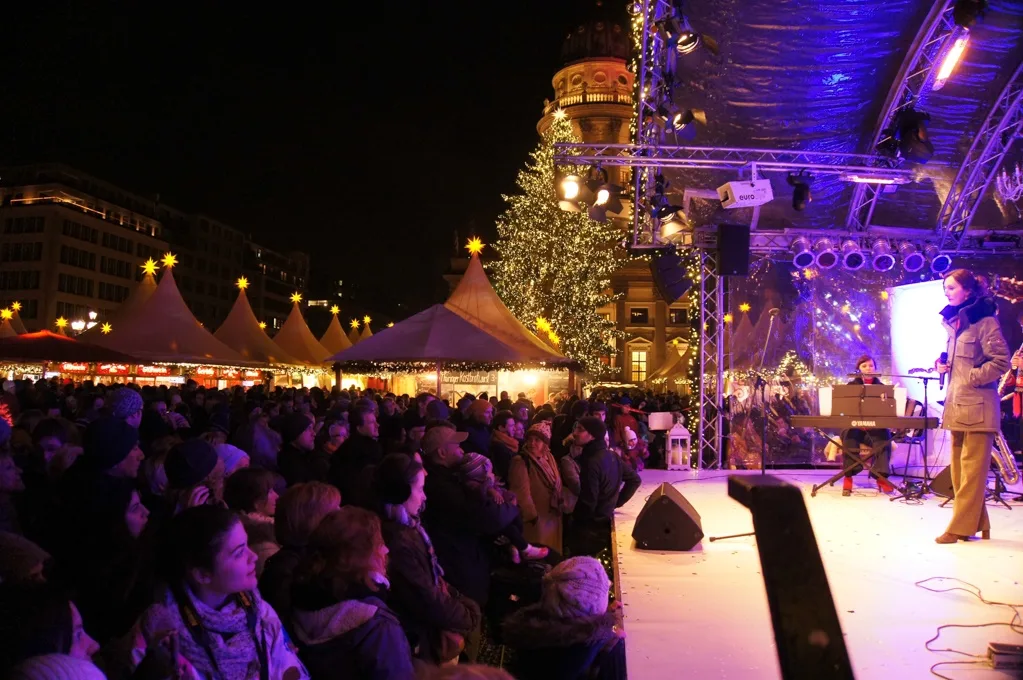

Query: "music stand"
left=884, top=372, right=938, bottom=501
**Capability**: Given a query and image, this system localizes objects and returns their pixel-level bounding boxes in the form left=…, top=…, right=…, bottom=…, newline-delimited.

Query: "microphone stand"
left=755, top=373, right=768, bottom=476
left=868, top=371, right=938, bottom=501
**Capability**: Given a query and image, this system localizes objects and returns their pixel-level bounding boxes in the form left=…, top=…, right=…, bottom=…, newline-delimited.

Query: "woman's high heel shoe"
left=981, top=529, right=990, bottom=540
left=935, top=532, right=964, bottom=544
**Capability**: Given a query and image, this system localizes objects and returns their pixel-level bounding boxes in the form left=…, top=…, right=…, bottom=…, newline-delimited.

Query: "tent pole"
left=333, top=362, right=342, bottom=392
left=568, top=369, right=576, bottom=397
left=435, top=363, right=442, bottom=402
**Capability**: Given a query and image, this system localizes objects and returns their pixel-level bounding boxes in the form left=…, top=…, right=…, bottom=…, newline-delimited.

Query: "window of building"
left=19, top=299, right=39, bottom=319
left=57, top=273, right=94, bottom=298
left=0, top=270, right=41, bottom=291
left=631, top=349, right=648, bottom=382
left=4, top=216, right=45, bottom=234
left=62, top=220, right=98, bottom=244
left=1, top=242, right=44, bottom=262
left=669, top=308, right=689, bottom=325
left=60, top=245, right=96, bottom=271
left=630, top=308, right=649, bottom=325
left=56, top=301, right=90, bottom=321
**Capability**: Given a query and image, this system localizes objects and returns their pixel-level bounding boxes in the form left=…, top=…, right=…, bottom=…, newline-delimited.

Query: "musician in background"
left=934, top=269, right=1010, bottom=544
left=840, top=355, right=896, bottom=496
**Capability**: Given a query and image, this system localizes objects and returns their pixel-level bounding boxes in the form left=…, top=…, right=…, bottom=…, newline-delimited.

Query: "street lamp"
left=70, top=319, right=86, bottom=334
left=88, top=311, right=98, bottom=321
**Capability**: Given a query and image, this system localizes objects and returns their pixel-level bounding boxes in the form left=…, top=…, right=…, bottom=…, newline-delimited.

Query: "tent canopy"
left=329, top=304, right=576, bottom=367
left=0, top=331, right=140, bottom=364
left=320, top=314, right=353, bottom=355
left=79, top=270, right=158, bottom=341
left=87, top=267, right=248, bottom=365
left=215, top=289, right=302, bottom=365
left=0, top=319, right=18, bottom=340
left=274, top=304, right=332, bottom=364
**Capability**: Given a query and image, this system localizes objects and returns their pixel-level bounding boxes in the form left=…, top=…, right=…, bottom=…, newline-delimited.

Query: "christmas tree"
left=490, top=112, right=630, bottom=377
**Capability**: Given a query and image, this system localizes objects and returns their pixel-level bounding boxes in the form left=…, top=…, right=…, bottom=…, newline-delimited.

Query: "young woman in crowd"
left=224, top=467, right=281, bottom=577
left=507, top=422, right=565, bottom=554
left=125, top=505, right=308, bottom=679
left=0, top=583, right=100, bottom=677
left=289, top=506, right=415, bottom=679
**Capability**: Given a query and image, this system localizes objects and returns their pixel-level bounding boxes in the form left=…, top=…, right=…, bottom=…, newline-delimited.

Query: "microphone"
left=768, top=308, right=781, bottom=317
left=939, top=351, right=948, bottom=388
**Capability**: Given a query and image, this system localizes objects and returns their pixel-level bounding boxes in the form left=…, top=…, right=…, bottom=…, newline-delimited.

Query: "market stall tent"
left=319, top=309, right=353, bottom=355
left=273, top=297, right=332, bottom=364
left=215, top=280, right=303, bottom=365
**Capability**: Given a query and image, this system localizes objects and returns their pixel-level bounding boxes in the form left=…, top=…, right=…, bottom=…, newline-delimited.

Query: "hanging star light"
left=350, top=319, right=360, bottom=329
left=101, top=322, right=112, bottom=334
left=536, top=317, right=552, bottom=333
left=258, top=321, right=267, bottom=330
left=161, top=252, right=177, bottom=268
left=141, top=258, right=159, bottom=276
left=236, top=276, right=249, bottom=290
left=723, top=313, right=734, bottom=324
left=0, top=309, right=11, bottom=320
left=548, top=331, right=561, bottom=345
left=739, top=302, right=751, bottom=313
left=330, top=305, right=340, bottom=315
left=290, top=292, right=302, bottom=304
left=11, top=301, right=21, bottom=312
left=387, top=322, right=394, bottom=328
left=552, top=108, right=567, bottom=120
left=55, top=317, right=68, bottom=330
left=363, top=315, right=372, bottom=325
left=466, top=237, right=485, bottom=256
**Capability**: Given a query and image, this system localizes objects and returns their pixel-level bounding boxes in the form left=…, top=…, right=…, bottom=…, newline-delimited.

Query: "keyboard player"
left=841, top=355, right=896, bottom=496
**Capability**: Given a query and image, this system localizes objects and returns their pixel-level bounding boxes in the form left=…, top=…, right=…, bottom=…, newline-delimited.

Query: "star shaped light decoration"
left=101, top=322, right=112, bottom=334
left=739, top=302, right=751, bottom=313
left=552, top=108, right=567, bottom=120
left=536, top=317, right=552, bottom=333
left=0, top=309, right=12, bottom=320
left=55, top=317, right=68, bottom=330
left=141, top=258, right=159, bottom=276
left=723, top=313, right=734, bottom=324
left=548, top=331, right=561, bottom=345
left=387, top=322, right=394, bottom=328
left=290, top=292, right=302, bottom=304
left=330, top=305, right=340, bottom=315
left=363, top=315, right=372, bottom=325
left=236, top=276, right=249, bottom=290
left=161, top=252, right=177, bottom=269
left=466, top=237, right=485, bottom=256
left=259, top=321, right=267, bottom=330
left=11, top=301, right=21, bottom=312
left=350, top=319, right=360, bottom=330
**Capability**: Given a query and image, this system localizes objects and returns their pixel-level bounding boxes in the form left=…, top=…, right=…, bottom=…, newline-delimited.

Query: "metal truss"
left=937, top=60, right=1023, bottom=251
left=697, top=248, right=724, bottom=470
left=846, top=0, right=963, bottom=232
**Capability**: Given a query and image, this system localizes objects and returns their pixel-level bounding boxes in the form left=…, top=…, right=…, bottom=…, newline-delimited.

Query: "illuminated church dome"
left=560, top=2, right=629, bottom=65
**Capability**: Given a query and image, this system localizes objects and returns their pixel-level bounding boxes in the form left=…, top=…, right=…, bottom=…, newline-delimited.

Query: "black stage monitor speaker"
left=932, top=465, right=954, bottom=498
left=718, top=223, right=751, bottom=276
left=632, top=482, right=704, bottom=551
left=650, top=248, right=693, bottom=304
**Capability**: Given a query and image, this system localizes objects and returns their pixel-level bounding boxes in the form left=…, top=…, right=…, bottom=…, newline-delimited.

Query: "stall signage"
left=244, top=370, right=261, bottom=378
left=96, top=363, right=129, bottom=375
left=441, top=371, right=498, bottom=385
left=195, top=367, right=216, bottom=377
left=222, top=369, right=240, bottom=379
left=139, top=365, right=170, bottom=376
left=61, top=362, right=89, bottom=373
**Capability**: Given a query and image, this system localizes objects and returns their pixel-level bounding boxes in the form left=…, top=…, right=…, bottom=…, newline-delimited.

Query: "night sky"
left=3, top=1, right=615, bottom=319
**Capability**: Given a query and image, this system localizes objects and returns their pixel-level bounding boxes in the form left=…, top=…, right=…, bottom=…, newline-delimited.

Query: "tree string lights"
left=490, top=111, right=630, bottom=377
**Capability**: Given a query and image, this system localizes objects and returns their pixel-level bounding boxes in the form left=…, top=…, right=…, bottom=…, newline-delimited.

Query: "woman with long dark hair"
left=934, top=269, right=1010, bottom=543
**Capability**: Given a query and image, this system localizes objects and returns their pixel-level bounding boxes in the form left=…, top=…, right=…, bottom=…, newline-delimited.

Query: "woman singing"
left=841, top=355, right=896, bottom=496
left=934, top=269, right=1010, bottom=544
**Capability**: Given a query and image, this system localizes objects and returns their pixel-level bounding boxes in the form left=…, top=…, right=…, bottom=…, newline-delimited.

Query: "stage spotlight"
left=924, top=245, right=953, bottom=274
left=557, top=173, right=584, bottom=212
left=898, top=242, right=926, bottom=272
left=660, top=210, right=692, bottom=244
left=841, top=239, right=865, bottom=270
left=588, top=182, right=624, bottom=223
left=791, top=236, right=815, bottom=269
left=953, top=0, right=986, bottom=28
left=933, top=35, right=969, bottom=91
left=814, top=238, right=838, bottom=270
left=786, top=171, right=812, bottom=211
left=870, top=238, right=896, bottom=272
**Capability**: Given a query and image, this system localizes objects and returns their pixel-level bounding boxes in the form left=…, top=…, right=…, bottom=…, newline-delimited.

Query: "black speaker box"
left=932, top=465, right=954, bottom=498
left=650, top=248, right=693, bottom=304
left=718, top=223, right=751, bottom=276
left=632, top=482, right=704, bottom=551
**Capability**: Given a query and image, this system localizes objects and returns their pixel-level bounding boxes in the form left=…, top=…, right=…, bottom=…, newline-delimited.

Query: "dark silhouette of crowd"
left=0, top=378, right=662, bottom=679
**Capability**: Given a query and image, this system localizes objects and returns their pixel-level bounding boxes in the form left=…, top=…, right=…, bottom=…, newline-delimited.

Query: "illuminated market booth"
left=0, top=330, right=141, bottom=383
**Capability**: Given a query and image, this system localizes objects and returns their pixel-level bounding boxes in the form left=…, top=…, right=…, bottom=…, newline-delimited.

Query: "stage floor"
left=613, top=470, right=1023, bottom=679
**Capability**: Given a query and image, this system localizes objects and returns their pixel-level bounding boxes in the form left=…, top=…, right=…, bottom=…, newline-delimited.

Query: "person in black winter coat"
left=329, top=405, right=382, bottom=508
left=503, top=556, right=625, bottom=680
left=420, top=426, right=519, bottom=607
left=458, top=401, right=493, bottom=456
left=277, top=413, right=329, bottom=486
left=290, top=507, right=414, bottom=680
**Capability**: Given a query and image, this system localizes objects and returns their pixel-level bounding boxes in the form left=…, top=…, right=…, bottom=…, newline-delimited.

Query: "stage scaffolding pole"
left=698, top=248, right=724, bottom=470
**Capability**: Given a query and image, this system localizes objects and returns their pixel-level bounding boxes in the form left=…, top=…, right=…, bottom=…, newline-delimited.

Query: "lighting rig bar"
left=555, top=143, right=919, bottom=179
left=846, top=0, right=963, bottom=232
left=937, top=59, right=1023, bottom=252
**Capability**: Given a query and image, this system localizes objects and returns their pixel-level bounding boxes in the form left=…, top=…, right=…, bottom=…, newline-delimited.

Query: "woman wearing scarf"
left=934, top=269, right=1009, bottom=544
left=507, top=422, right=565, bottom=554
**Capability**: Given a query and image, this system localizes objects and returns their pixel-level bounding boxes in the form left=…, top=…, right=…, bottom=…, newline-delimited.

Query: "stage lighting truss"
left=899, top=242, right=926, bottom=272
left=790, top=236, right=815, bottom=269
left=787, top=171, right=812, bottom=211
left=847, top=0, right=969, bottom=232
left=556, top=166, right=625, bottom=222
left=876, top=107, right=934, bottom=165
left=870, top=238, right=897, bottom=272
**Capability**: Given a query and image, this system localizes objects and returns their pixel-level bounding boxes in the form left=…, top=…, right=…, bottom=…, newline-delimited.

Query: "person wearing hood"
left=290, top=506, right=414, bottom=679
left=458, top=400, right=492, bottom=456
left=502, top=556, right=625, bottom=680
left=278, top=413, right=328, bottom=486
left=934, top=269, right=1010, bottom=544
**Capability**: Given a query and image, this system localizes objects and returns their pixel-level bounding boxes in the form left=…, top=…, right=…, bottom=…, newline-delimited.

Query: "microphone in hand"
left=938, top=351, right=948, bottom=388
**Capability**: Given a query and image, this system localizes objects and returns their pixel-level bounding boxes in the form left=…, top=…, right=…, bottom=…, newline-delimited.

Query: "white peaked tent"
left=215, top=283, right=303, bottom=365
left=273, top=301, right=332, bottom=364
left=347, top=323, right=362, bottom=346
left=7, top=304, right=28, bottom=335
left=320, top=312, right=353, bottom=355
left=79, top=264, right=159, bottom=341
left=87, top=262, right=247, bottom=365
left=359, top=323, right=374, bottom=342
left=0, top=318, right=17, bottom=339
left=444, top=252, right=566, bottom=362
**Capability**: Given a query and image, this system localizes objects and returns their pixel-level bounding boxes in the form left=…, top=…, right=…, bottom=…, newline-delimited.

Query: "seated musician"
left=841, top=355, right=896, bottom=496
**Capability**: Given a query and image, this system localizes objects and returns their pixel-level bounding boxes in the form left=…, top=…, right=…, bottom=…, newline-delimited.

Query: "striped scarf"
left=383, top=503, right=445, bottom=587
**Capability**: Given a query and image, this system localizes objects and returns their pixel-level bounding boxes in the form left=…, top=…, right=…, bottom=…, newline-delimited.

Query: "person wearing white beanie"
left=8, top=654, right=106, bottom=680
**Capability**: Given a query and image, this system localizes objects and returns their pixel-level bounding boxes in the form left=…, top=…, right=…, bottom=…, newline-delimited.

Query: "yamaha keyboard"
left=790, top=415, right=939, bottom=430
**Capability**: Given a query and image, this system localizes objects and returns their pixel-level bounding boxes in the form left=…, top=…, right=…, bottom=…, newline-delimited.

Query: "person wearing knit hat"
left=165, top=438, right=221, bottom=494
left=0, top=531, right=50, bottom=585
left=108, top=388, right=143, bottom=428
left=81, top=417, right=144, bottom=479
left=501, top=555, right=622, bottom=679
left=278, top=412, right=327, bottom=487
left=8, top=654, right=107, bottom=680
left=527, top=421, right=552, bottom=443
left=509, top=422, right=565, bottom=552
left=574, top=416, right=607, bottom=444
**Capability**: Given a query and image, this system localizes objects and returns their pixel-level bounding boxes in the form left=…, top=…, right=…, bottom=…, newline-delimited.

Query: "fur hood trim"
left=502, top=605, right=617, bottom=649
